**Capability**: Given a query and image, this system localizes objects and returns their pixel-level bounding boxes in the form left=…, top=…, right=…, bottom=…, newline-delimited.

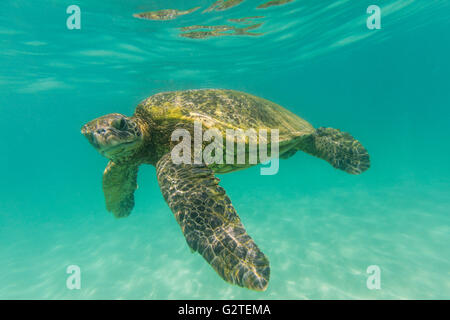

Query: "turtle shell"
left=135, top=89, right=315, bottom=171
left=136, top=89, right=314, bottom=140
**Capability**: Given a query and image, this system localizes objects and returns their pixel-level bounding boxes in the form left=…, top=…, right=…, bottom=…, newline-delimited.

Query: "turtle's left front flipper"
left=156, top=153, right=270, bottom=291
left=103, top=161, right=139, bottom=218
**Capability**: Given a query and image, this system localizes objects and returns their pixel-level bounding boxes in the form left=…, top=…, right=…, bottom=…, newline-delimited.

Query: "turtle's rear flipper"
left=301, top=127, right=370, bottom=174
left=156, top=153, right=270, bottom=291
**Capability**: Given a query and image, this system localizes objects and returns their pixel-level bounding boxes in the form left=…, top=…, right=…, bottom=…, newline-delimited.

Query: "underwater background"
left=0, top=0, right=449, bottom=299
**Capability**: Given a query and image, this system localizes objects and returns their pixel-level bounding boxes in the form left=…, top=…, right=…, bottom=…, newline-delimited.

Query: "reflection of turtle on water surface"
left=133, top=6, right=200, bottom=21
left=257, top=0, right=294, bottom=9
left=228, top=16, right=265, bottom=24
left=203, top=0, right=246, bottom=13
left=180, top=23, right=264, bottom=39
left=132, top=0, right=296, bottom=39
left=82, top=89, right=370, bottom=291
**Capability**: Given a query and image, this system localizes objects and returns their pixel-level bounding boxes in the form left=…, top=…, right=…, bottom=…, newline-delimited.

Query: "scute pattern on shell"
left=136, top=89, right=315, bottom=140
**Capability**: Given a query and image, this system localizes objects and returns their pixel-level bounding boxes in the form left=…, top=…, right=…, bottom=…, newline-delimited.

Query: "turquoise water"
left=1, top=0, right=449, bottom=299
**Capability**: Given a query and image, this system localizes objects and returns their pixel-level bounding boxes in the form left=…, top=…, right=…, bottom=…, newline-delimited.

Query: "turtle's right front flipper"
left=156, top=153, right=270, bottom=291
left=103, top=161, right=139, bottom=218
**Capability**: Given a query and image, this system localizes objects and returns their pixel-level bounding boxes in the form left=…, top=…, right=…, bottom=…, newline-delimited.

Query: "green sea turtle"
left=81, top=89, right=370, bottom=291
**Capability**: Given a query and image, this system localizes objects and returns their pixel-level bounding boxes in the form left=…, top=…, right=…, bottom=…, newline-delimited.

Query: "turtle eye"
left=119, top=118, right=127, bottom=130
left=113, top=118, right=128, bottom=130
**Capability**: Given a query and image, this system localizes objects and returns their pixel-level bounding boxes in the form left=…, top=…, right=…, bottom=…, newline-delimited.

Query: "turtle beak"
left=81, top=125, right=99, bottom=148
left=81, top=125, right=93, bottom=141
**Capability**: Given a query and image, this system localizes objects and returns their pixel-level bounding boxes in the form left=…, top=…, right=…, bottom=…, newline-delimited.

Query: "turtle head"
left=81, top=113, right=144, bottom=161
